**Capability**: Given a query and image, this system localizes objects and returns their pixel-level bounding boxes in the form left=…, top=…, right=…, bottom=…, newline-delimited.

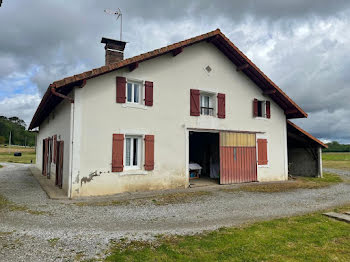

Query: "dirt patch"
left=149, top=191, right=211, bottom=206
left=74, top=191, right=212, bottom=207
left=224, top=173, right=342, bottom=193
left=0, top=146, right=35, bottom=153
left=0, top=194, right=47, bottom=215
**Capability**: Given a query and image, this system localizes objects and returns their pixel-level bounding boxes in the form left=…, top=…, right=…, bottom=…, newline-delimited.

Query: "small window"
left=126, top=81, right=141, bottom=104
left=257, top=101, right=265, bottom=117
left=124, top=136, right=142, bottom=169
left=200, top=93, right=214, bottom=116
left=255, top=100, right=270, bottom=118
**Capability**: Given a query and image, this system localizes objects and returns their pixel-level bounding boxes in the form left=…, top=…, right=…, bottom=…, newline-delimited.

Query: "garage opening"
left=189, top=131, right=220, bottom=187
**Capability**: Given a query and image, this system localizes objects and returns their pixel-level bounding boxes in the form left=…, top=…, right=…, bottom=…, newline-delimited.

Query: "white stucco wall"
left=70, top=41, right=288, bottom=197
left=35, top=95, right=72, bottom=193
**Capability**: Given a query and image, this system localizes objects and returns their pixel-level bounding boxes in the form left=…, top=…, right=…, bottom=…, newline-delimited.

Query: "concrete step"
left=323, top=212, right=350, bottom=223
left=345, top=211, right=350, bottom=215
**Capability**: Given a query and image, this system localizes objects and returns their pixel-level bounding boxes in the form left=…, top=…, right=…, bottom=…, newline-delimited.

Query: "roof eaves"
left=217, top=32, right=307, bottom=119
left=287, top=120, right=327, bottom=148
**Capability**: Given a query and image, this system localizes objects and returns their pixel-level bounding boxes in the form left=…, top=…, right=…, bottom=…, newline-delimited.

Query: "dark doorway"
left=189, top=131, right=220, bottom=184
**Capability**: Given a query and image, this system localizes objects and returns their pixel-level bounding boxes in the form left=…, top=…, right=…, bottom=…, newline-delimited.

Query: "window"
left=253, top=99, right=271, bottom=119
left=200, top=94, right=214, bottom=116
left=124, top=136, right=142, bottom=169
left=126, top=81, right=141, bottom=104
left=257, top=100, right=265, bottom=117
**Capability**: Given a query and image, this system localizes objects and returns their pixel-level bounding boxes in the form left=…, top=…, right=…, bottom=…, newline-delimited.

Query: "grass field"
left=106, top=204, right=350, bottom=262
left=323, top=152, right=350, bottom=170
left=0, top=146, right=36, bottom=164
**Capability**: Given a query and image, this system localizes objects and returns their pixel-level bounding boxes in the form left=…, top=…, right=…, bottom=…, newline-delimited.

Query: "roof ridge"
left=51, top=28, right=221, bottom=88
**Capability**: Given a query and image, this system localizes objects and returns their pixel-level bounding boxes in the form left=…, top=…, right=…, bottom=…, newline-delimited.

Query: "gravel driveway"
left=1, top=163, right=350, bottom=261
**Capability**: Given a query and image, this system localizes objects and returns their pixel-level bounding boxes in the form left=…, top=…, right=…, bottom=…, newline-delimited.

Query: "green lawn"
left=0, top=145, right=36, bottom=164
left=0, top=152, right=36, bottom=164
left=323, top=152, right=350, bottom=170
left=106, top=205, right=350, bottom=262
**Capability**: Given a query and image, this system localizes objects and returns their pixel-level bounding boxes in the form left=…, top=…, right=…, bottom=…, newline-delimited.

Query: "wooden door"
left=47, top=138, right=52, bottom=179
left=55, top=141, right=64, bottom=189
left=220, top=132, right=257, bottom=184
left=43, top=138, right=49, bottom=176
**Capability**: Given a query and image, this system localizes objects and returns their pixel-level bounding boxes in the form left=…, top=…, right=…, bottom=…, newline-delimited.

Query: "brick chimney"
left=101, top=37, right=127, bottom=65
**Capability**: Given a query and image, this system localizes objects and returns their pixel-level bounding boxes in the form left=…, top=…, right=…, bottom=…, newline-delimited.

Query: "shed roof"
left=29, top=28, right=307, bottom=130
left=287, top=120, right=327, bottom=148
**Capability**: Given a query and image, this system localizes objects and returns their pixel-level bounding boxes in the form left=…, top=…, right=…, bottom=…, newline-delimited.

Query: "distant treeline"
left=0, top=116, right=36, bottom=146
left=323, top=141, right=350, bottom=152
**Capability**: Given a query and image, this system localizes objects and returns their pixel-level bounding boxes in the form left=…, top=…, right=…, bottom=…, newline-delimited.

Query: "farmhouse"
left=29, top=29, right=326, bottom=198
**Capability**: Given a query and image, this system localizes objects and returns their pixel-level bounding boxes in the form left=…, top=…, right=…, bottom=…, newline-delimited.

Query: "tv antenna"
left=104, top=8, right=123, bottom=41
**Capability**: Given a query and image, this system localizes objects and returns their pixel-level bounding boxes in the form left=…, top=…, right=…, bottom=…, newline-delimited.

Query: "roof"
left=29, top=28, right=307, bottom=130
left=287, top=120, right=327, bottom=148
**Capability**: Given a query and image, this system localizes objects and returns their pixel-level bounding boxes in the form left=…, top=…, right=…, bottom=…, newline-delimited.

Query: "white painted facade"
left=36, top=41, right=289, bottom=197
left=35, top=95, right=72, bottom=193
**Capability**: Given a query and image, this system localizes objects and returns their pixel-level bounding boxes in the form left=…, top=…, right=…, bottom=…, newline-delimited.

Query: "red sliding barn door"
left=220, top=132, right=257, bottom=184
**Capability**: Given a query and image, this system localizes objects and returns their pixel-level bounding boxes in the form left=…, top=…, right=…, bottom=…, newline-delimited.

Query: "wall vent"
left=205, top=65, right=212, bottom=73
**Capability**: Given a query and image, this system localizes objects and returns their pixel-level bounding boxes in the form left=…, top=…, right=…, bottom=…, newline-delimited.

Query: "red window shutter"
left=190, top=89, right=200, bottom=116
left=116, top=77, right=126, bottom=103
left=253, top=99, right=258, bottom=117
left=144, top=135, right=154, bottom=171
left=257, top=139, right=268, bottom=165
left=53, top=135, right=57, bottom=164
left=266, top=101, right=271, bottom=119
left=112, top=134, right=124, bottom=172
left=144, top=81, right=153, bottom=106
left=217, top=93, right=226, bottom=118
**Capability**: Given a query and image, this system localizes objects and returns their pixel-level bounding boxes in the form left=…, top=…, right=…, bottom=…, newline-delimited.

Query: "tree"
left=0, top=136, right=5, bottom=144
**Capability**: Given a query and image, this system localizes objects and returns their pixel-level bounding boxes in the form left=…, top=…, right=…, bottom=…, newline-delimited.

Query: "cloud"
left=0, top=94, right=41, bottom=127
left=0, top=1, right=350, bottom=142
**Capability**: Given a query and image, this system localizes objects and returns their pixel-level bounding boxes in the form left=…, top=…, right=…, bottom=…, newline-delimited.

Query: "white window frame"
left=200, top=91, right=216, bottom=116
left=124, top=135, right=142, bottom=170
left=256, top=134, right=269, bottom=168
left=126, top=80, right=143, bottom=105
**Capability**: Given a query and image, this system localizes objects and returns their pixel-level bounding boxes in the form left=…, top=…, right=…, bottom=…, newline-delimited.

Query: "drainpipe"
left=68, top=102, right=75, bottom=199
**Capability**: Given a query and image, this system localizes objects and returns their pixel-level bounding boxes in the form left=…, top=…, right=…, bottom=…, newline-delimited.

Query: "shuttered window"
left=190, top=89, right=200, bottom=116
left=112, top=134, right=124, bottom=172
left=253, top=99, right=271, bottom=119
left=144, top=81, right=153, bottom=106
left=144, top=135, right=154, bottom=171
left=124, top=136, right=141, bottom=169
left=257, top=138, right=268, bottom=165
left=217, top=93, right=226, bottom=118
left=116, top=77, right=126, bottom=103
left=266, top=101, right=271, bottom=119
left=253, top=99, right=259, bottom=117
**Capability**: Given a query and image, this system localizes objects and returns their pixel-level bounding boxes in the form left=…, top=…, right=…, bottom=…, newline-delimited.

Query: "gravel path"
left=324, top=168, right=350, bottom=177
left=1, top=163, right=350, bottom=261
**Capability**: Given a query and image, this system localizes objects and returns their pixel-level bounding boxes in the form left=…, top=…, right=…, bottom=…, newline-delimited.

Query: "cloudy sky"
left=0, top=0, right=349, bottom=143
